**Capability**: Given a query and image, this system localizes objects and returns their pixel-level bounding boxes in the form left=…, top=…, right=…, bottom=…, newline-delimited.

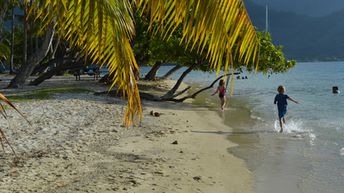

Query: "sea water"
left=221, top=62, right=344, bottom=193
left=141, top=62, right=344, bottom=193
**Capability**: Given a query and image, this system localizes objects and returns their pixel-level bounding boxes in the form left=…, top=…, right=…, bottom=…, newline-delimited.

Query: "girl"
left=212, top=79, right=226, bottom=110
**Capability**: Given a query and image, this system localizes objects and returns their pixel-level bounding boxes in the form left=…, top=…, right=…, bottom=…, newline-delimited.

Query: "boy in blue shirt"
left=274, top=85, right=299, bottom=133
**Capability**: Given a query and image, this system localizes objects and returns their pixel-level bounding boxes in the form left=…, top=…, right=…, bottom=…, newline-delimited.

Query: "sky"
left=249, top=0, right=344, bottom=17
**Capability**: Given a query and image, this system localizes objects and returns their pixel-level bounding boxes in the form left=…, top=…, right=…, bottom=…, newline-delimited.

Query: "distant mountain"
left=245, top=1, right=344, bottom=61
left=248, top=0, right=344, bottom=17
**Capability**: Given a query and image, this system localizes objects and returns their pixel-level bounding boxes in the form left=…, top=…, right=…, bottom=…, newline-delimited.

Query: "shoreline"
left=0, top=78, right=255, bottom=192
left=134, top=102, right=255, bottom=193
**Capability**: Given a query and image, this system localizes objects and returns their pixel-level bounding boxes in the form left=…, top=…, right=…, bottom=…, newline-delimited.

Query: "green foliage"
left=133, top=14, right=188, bottom=66
left=0, top=42, right=10, bottom=61
left=134, top=14, right=212, bottom=72
left=134, top=18, right=293, bottom=75
left=246, top=32, right=296, bottom=74
left=27, top=0, right=260, bottom=126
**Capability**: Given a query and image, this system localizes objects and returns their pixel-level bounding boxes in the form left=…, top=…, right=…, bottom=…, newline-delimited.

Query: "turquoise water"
left=141, top=62, right=344, bottom=193
left=227, top=62, right=344, bottom=193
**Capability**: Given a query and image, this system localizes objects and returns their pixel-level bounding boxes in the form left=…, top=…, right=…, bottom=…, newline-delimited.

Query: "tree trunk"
left=30, top=60, right=83, bottom=86
left=30, top=49, right=82, bottom=85
left=144, top=61, right=162, bottom=80
left=0, top=0, right=9, bottom=44
left=163, top=72, right=240, bottom=102
left=161, top=64, right=182, bottom=79
left=8, top=28, right=54, bottom=88
left=23, top=6, right=28, bottom=70
left=50, top=37, right=60, bottom=68
left=161, top=63, right=197, bottom=99
left=9, top=5, right=15, bottom=74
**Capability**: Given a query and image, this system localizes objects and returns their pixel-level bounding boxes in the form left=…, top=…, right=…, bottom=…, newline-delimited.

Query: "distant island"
left=246, top=1, right=344, bottom=61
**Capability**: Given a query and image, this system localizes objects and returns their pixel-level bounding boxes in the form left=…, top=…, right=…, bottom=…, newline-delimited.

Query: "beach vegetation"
left=248, top=32, right=296, bottom=74
left=0, top=0, right=259, bottom=126
left=0, top=0, right=294, bottom=126
left=23, top=0, right=259, bottom=126
left=138, top=31, right=296, bottom=102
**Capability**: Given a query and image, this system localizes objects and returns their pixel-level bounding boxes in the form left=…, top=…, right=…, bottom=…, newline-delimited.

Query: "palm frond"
left=27, top=0, right=141, bottom=126
left=26, top=0, right=258, bottom=126
left=137, top=0, right=259, bottom=73
left=0, top=93, right=30, bottom=124
left=0, top=43, right=10, bottom=61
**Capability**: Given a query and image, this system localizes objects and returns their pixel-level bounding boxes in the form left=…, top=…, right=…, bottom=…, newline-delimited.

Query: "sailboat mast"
left=265, top=1, right=269, bottom=32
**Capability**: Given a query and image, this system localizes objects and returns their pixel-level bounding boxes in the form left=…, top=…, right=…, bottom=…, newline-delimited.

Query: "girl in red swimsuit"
left=212, top=79, right=226, bottom=111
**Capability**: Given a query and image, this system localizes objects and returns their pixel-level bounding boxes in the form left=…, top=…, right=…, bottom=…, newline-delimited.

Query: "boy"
left=274, top=85, right=299, bottom=133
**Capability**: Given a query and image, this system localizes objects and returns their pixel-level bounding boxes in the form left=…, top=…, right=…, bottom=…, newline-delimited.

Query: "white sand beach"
left=0, top=77, right=253, bottom=193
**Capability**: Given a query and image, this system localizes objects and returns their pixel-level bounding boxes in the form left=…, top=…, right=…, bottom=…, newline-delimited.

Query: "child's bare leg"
left=282, top=117, right=286, bottom=124
left=279, top=118, right=283, bottom=133
left=221, top=98, right=226, bottom=110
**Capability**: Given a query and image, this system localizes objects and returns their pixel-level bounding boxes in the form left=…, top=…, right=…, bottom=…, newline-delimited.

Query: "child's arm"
left=288, top=97, right=299, bottom=104
left=211, top=87, right=219, bottom=96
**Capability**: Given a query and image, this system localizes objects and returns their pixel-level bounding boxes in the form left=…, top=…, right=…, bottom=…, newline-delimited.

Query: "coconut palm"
left=0, top=0, right=10, bottom=44
left=27, top=0, right=259, bottom=126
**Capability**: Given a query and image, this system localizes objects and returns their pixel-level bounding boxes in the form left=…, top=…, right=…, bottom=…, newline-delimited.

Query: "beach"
left=0, top=76, right=254, bottom=193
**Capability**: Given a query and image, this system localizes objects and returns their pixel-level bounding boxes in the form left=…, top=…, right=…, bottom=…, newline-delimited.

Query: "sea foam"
left=340, top=148, right=344, bottom=156
left=274, top=119, right=316, bottom=145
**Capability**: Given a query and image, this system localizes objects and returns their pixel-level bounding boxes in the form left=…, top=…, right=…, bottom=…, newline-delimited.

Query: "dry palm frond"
left=0, top=129, right=16, bottom=156
left=0, top=94, right=29, bottom=156
left=26, top=0, right=258, bottom=126
left=0, top=93, right=30, bottom=124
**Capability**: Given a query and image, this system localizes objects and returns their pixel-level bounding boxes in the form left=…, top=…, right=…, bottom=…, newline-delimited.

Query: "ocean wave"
left=340, top=147, right=344, bottom=156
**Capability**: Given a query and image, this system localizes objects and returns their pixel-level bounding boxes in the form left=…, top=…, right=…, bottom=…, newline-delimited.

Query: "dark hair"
left=277, top=85, right=285, bottom=93
left=219, top=79, right=225, bottom=86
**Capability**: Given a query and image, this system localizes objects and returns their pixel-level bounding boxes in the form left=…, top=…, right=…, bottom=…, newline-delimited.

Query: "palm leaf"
left=0, top=43, right=10, bottom=61
left=26, top=0, right=258, bottom=126
left=0, top=93, right=30, bottom=124
left=27, top=0, right=140, bottom=126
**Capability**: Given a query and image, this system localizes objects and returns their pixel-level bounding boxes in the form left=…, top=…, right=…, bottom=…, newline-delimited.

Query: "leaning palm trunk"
left=144, top=61, right=162, bottom=80
left=0, top=0, right=9, bottom=44
left=161, top=62, right=198, bottom=100
left=27, top=0, right=259, bottom=126
left=161, top=64, right=182, bottom=79
left=8, top=28, right=54, bottom=88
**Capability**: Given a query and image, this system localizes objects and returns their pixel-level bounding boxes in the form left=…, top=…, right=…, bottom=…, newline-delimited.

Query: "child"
left=274, top=85, right=299, bottom=133
left=212, top=79, right=226, bottom=111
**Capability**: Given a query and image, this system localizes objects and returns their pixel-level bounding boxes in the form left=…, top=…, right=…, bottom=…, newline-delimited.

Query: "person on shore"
left=212, top=79, right=226, bottom=111
left=274, top=85, right=299, bottom=133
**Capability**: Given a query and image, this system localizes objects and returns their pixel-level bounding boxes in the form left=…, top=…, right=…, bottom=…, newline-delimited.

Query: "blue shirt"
left=274, top=94, right=289, bottom=111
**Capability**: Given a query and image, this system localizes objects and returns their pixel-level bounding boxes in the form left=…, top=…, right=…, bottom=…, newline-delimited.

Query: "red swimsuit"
left=218, top=86, right=226, bottom=98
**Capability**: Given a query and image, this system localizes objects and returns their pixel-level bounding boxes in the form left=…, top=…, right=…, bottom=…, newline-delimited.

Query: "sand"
left=0, top=77, right=254, bottom=193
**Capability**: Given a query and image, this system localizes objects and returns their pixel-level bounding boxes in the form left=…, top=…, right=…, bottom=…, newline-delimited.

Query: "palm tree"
left=0, top=0, right=10, bottom=44
left=27, top=0, right=259, bottom=126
